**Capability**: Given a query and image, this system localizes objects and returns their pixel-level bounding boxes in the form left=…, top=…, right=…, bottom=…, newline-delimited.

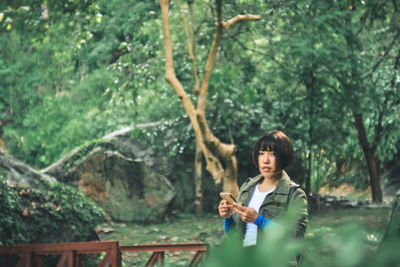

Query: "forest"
left=0, top=0, right=399, bottom=266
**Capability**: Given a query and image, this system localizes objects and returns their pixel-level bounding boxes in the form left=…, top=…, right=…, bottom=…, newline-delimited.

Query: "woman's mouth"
left=262, top=167, right=271, bottom=172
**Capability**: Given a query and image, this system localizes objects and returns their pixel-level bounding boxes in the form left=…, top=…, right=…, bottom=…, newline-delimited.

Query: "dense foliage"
left=0, top=0, right=399, bottom=196
left=0, top=174, right=104, bottom=245
left=2, top=2, right=399, bottom=265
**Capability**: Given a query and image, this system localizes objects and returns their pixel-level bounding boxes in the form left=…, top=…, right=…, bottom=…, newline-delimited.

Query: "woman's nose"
left=263, top=154, right=270, bottom=163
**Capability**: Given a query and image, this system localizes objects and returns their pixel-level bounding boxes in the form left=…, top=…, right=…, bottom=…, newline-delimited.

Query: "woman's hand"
left=233, top=203, right=258, bottom=223
left=218, top=200, right=233, bottom=218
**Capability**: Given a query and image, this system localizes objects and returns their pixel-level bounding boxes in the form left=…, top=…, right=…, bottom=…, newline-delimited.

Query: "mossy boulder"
left=43, top=127, right=176, bottom=223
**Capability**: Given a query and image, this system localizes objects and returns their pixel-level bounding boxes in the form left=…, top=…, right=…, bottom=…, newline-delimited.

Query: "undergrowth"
left=102, top=207, right=392, bottom=266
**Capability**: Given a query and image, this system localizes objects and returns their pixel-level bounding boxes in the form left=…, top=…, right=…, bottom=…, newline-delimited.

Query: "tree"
left=328, top=1, right=400, bottom=202
left=159, top=0, right=260, bottom=206
left=256, top=0, right=400, bottom=202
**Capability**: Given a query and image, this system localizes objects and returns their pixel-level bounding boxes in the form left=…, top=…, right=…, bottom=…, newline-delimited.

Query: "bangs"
left=259, top=139, right=276, bottom=152
left=258, top=133, right=281, bottom=153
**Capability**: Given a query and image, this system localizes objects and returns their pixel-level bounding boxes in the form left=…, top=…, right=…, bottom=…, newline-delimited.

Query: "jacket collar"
left=242, top=171, right=292, bottom=195
left=275, top=171, right=293, bottom=195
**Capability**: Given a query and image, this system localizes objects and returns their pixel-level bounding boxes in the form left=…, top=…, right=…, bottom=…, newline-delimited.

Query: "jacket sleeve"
left=254, top=214, right=273, bottom=229
left=224, top=216, right=235, bottom=233
left=287, top=188, right=308, bottom=238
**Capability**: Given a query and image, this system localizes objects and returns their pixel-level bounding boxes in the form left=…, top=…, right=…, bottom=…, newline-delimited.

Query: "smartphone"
left=220, top=192, right=236, bottom=204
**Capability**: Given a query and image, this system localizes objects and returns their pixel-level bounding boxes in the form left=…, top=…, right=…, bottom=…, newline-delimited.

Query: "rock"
left=347, top=201, right=359, bottom=208
left=364, top=202, right=392, bottom=209
left=103, top=126, right=174, bottom=178
left=310, top=193, right=392, bottom=210
left=196, top=229, right=225, bottom=243
left=42, top=127, right=176, bottom=223
left=382, top=160, right=400, bottom=198
left=105, top=126, right=196, bottom=213
left=306, top=192, right=372, bottom=210
left=0, top=151, right=56, bottom=189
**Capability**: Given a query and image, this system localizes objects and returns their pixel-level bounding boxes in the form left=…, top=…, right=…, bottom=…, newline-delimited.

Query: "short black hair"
left=252, top=130, right=293, bottom=170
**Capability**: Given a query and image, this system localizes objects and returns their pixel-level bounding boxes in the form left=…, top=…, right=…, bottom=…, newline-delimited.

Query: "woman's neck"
left=258, top=171, right=282, bottom=191
left=263, top=171, right=282, bottom=184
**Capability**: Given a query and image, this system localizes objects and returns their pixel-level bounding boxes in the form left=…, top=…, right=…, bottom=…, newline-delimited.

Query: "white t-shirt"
left=242, top=185, right=274, bottom=247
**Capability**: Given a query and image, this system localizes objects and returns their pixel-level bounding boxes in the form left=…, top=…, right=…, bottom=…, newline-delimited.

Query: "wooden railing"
left=0, top=241, right=121, bottom=267
left=120, top=243, right=207, bottom=267
left=0, top=241, right=208, bottom=267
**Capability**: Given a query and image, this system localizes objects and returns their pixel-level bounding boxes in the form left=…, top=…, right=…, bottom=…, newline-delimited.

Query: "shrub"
left=0, top=174, right=105, bottom=245
left=203, top=207, right=400, bottom=267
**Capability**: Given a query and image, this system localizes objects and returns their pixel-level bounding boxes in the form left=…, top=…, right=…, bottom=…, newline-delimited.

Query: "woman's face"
left=258, top=150, right=279, bottom=178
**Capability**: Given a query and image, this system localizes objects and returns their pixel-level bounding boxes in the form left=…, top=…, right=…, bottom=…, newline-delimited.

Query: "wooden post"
left=16, top=252, right=33, bottom=267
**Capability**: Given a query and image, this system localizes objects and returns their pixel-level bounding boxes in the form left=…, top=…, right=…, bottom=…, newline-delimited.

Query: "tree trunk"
left=194, top=139, right=203, bottom=217
left=306, top=70, right=316, bottom=196
left=353, top=113, right=383, bottom=202
left=159, top=0, right=260, bottom=199
left=306, top=151, right=312, bottom=196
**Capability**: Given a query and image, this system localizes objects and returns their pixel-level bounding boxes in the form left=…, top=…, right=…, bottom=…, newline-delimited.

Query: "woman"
left=218, top=130, right=308, bottom=248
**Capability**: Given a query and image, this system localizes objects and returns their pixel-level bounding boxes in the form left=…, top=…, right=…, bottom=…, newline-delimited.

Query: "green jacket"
left=232, top=171, right=308, bottom=243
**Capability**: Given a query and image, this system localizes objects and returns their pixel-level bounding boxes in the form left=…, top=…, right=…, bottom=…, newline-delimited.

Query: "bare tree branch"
left=366, top=29, right=400, bottom=77
left=223, top=14, right=261, bottom=31
left=176, top=0, right=200, bottom=94
left=160, top=0, right=196, bottom=121
left=197, top=0, right=223, bottom=114
left=188, top=1, right=200, bottom=94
